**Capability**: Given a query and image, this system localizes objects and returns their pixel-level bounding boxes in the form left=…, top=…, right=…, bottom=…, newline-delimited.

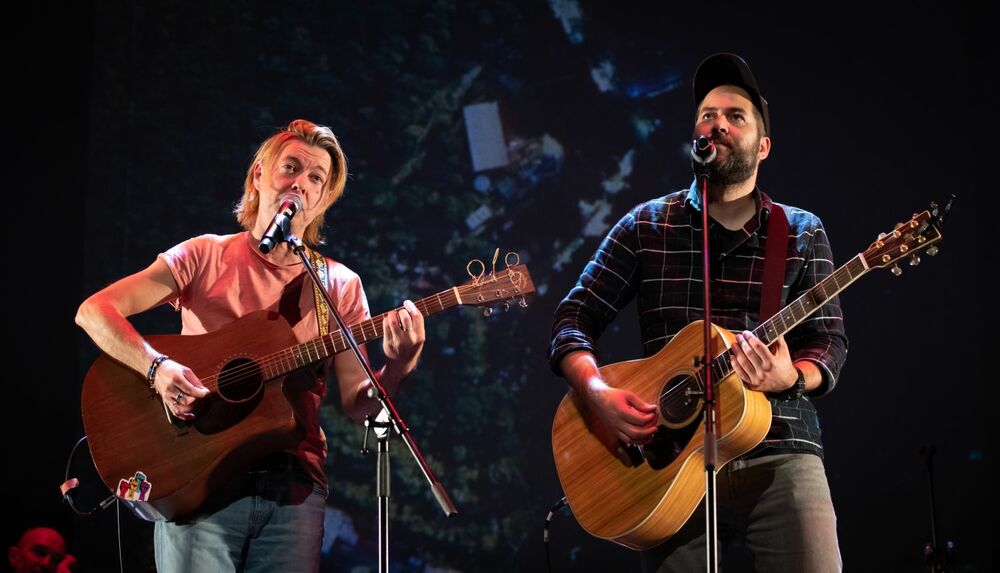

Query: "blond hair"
left=235, top=119, right=348, bottom=246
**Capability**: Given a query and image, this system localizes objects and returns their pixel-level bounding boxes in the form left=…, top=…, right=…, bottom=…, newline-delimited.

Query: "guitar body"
left=551, top=320, right=772, bottom=550
left=81, top=311, right=306, bottom=521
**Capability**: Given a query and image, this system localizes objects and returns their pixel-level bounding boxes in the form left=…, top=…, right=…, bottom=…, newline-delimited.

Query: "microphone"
left=258, top=193, right=304, bottom=254
left=690, top=136, right=716, bottom=165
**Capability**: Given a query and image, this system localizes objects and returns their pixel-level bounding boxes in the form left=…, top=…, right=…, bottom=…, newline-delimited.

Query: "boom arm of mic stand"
left=286, top=234, right=457, bottom=517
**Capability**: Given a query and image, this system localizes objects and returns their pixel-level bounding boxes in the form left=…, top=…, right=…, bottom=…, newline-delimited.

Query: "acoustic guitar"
left=82, top=263, right=534, bottom=521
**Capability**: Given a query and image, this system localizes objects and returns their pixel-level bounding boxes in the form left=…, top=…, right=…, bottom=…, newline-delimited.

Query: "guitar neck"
left=709, top=253, right=869, bottom=381
left=261, top=286, right=463, bottom=380
left=755, top=253, right=867, bottom=346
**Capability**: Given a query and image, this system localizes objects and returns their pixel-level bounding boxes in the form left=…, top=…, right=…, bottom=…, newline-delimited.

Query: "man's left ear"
left=758, top=136, right=772, bottom=161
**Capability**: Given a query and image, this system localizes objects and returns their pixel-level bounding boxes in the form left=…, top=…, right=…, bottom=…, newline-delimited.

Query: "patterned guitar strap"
left=307, top=248, right=330, bottom=337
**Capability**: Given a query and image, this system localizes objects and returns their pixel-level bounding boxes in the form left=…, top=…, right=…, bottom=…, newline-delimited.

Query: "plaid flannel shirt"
left=549, top=184, right=849, bottom=458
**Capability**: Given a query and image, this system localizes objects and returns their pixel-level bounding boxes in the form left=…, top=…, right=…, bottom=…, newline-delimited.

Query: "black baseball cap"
left=693, top=53, right=771, bottom=136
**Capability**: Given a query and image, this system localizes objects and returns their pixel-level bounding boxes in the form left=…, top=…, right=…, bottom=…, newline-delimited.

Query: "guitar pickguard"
left=644, top=412, right=703, bottom=470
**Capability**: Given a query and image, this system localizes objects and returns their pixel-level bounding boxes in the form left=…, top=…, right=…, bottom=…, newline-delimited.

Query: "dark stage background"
left=6, top=1, right=991, bottom=571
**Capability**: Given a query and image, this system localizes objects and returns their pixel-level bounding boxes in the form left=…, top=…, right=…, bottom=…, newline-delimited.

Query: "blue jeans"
left=154, top=459, right=328, bottom=573
left=641, top=453, right=842, bottom=573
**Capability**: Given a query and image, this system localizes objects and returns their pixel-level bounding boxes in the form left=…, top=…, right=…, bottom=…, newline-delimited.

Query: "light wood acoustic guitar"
left=551, top=203, right=948, bottom=549
left=82, top=262, right=534, bottom=521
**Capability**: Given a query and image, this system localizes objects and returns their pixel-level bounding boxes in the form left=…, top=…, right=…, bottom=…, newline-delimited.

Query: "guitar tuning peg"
left=503, top=301, right=510, bottom=312
left=519, top=297, right=528, bottom=308
left=483, top=307, right=493, bottom=317
left=909, top=254, right=921, bottom=267
left=926, top=245, right=939, bottom=256
left=877, top=232, right=888, bottom=240
left=891, top=264, right=903, bottom=276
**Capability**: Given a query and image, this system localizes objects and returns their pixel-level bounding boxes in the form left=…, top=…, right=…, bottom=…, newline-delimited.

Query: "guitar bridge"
left=621, top=442, right=645, bottom=467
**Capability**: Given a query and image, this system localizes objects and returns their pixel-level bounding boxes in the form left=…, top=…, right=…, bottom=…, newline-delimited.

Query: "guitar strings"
left=654, top=261, right=853, bottom=411
left=656, top=353, right=734, bottom=412
left=197, top=276, right=520, bottom=389
left=195, top=303, right=433, bottom=391
left=184, top=277, right=524, bottom=394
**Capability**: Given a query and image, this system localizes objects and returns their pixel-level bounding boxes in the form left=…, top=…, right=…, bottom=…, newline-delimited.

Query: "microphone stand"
left=281, top=232, right=457, bottom=573
left=692, top=142, right=720, bottom=573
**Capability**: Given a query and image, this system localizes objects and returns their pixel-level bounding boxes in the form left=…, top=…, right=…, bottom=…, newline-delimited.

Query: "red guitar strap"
left=759, top=203, right=789, bottom=322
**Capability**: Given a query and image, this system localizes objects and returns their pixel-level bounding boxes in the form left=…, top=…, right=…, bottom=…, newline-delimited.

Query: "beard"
left=706, top=136, right=760, bottom=185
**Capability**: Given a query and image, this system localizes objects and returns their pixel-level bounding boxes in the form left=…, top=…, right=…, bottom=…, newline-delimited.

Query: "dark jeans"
left=641, top=453, right=841, bottom=573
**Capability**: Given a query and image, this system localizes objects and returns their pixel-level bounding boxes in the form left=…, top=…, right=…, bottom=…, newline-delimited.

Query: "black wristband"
left=782, top=367, right=806, bottom=400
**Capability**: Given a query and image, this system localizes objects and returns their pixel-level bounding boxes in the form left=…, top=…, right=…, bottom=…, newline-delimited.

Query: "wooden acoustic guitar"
left=82, top=263, right=534, bottom=521
left=551, top=204, right=947, bottom=550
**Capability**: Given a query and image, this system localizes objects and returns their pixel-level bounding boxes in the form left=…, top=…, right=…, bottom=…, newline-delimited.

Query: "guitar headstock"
left=458, top=251, right=536, bottom=314
left=862, top=198, right=952, bottom=273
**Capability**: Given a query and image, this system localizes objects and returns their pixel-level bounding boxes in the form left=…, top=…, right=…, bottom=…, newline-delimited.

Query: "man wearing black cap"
left=549, top=53, right=847, bottom=571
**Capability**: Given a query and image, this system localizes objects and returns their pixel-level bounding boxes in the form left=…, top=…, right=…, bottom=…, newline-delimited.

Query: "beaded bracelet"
left=147, top=354, right=169, bottom=390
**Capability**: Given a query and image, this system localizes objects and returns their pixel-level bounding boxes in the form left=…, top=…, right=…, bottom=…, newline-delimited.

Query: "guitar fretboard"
left=259, top=287, right=462, bottom=380
left=704, top=254, right=868, bottom=385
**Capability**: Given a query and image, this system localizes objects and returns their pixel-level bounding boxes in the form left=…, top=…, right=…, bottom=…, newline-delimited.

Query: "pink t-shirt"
left=158, top=231, right=370, bottom=487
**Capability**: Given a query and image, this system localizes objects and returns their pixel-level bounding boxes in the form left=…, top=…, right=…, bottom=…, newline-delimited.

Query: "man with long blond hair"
left=77, top=119, right=425, bottom=572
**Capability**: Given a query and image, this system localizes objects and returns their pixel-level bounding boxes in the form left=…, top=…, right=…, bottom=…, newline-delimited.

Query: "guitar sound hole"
left=659, top=374, right=702, bottom=428
left=216, top=358, right=263, bottom=403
